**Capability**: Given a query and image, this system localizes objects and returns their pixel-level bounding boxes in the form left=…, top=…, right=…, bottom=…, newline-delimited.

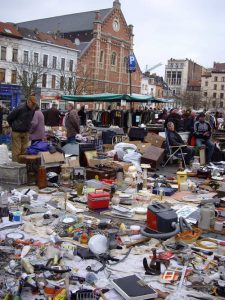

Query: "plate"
left=211, top=176, right=224, bottom=181
left=182, top=195, right=203, bottom=202
left=119, top=193, right=132, bottom=198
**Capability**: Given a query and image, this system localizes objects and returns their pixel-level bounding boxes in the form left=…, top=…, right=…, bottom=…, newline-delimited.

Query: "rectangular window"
left=23, top=51, right=29, bottom=64
left=214, top=84, right=217, bottom=90
left=220, top=93, right=224, bottom=99
left=51, top=75, right=56, bottom=89
left=69, top=60, right=73, bottom=72
left=213, top=92, right=217, bottom=98
left=0, top=68, right=6, bottom=82
left=43, top=54, right=48, bottom=67
left=23, top=71, right=28, bottom=82
left=42, top=74, right=47, bottom=88
left=205, top=81, right=208, bottom=87
left=1, top=46, right=7, bottom=61
left=220, top=102, right=224, bottom=108
left=68, top=77, right=73, bottom=90
left=204, top=92, right=207, bottom=97
left=52, top=56, right=57, bottom=69
left=34, top=52, right=39, bottom=65
left=222, top=77, right=225, bottom=82
left=221, top=84, right=224, bottom=90
left=11, top=70, right=17, bottom=83
left=214, top=76, right=218, bottom=81
left=60, top=76, right=64, bottom=90
left=61, top=58, right=65, bottom=71
left=33, top=73, right=38, bottom=87
left=12, top=48, right=18, bottom=62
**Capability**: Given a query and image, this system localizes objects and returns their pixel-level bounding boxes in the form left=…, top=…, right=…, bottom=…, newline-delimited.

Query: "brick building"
left=18, top=0, right=142, bottom=97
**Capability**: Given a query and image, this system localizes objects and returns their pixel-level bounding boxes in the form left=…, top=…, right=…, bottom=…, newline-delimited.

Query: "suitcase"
left=86, top=166, right=116, bottom=180
left=141, top=145, right=165, bottom=169
left=88, top=189, right=110, bottom=210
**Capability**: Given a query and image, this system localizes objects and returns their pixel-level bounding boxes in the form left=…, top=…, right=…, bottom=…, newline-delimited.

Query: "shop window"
left=11, top=70, right=17, bottom=83
left=0, top=68, right=6, bottom=82
left=1, top=46, right=6, bottom=61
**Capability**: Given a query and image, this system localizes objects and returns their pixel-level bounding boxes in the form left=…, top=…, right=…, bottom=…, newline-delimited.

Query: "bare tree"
left=59, top=64, right=94, bottom=95
left=179, top=91, right=203, bottom=110
left=14, top=60, right=46, bottom=98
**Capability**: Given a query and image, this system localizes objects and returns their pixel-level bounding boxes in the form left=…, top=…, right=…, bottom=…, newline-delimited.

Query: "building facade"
left=165, top=58, right=203, bottom=96
left=0, top=22, right=79, bottom=109
left=141, top=72, right=170, bottom=98
left=17, top=0, right=142, bottom=99
left=201, top=63, right=225, bottom=109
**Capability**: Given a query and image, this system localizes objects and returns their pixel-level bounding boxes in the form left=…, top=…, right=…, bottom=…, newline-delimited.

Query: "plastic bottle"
left=199, top=204, right=211, bottom=230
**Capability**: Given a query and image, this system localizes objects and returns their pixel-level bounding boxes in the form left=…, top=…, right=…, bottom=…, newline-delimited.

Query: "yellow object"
left=120, top=223, right=127, bottom=231
left=53, top=288, right=66, bottom=300
left=176, top=171, right=187, bottom=190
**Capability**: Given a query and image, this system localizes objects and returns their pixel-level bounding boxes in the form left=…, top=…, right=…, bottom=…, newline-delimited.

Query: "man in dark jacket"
left=164, top=109, right=182, bottom=131
left=65, top=102, right=80, bottom=143
left=7, top=96, right=36, bottom=161
left=194, top=112, right=214, bottom=162
left=167, top=121, right=195, bottom=166
left=45, top=104, right=61, bottom=126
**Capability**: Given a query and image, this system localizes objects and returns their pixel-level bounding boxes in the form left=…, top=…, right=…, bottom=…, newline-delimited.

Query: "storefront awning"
left=61, top=93, right=155, bottom=102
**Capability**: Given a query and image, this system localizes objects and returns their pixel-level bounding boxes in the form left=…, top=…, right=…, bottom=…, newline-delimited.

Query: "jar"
left=37, top=166, right=48, bottom=189
left=199, top=204, right=211, bottom=230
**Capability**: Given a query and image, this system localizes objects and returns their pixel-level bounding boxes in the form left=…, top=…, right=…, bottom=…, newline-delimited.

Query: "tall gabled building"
left=18, top=0, right=142, bottom=95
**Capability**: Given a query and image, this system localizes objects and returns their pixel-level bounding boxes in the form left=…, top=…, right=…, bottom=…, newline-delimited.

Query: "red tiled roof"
left=0, top=21, right=22, bottom=38
left=36, top=32, right=76, bottom=49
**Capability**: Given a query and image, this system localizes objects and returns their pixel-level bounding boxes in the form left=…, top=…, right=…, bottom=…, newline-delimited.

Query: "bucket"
left=13, top=211, right=22, bottom=222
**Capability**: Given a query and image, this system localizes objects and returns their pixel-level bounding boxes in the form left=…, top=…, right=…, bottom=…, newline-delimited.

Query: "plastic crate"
left=0, top=162, right=27, bottom=185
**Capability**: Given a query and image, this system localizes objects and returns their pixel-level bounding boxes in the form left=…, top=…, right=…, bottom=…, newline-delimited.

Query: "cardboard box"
left=144, top=132, right=165, bottom=148
left=65, top=156, right=80, bottom=168
left=88, top=157, right=113, bottom=168
left=141, top=145, right=165, bottom=169
left=40, top=151, right=65, bottom=167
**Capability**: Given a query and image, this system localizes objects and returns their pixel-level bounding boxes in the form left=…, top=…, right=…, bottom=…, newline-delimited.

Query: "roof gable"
left=0, top=21, right=22, bottom=39
left=17, top=8, right=112, bottom=34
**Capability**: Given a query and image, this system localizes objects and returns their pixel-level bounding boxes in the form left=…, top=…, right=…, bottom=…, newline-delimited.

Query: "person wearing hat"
left=7, top=95, right=37, bottom=162
left=194, top=112, right=214, bottom=163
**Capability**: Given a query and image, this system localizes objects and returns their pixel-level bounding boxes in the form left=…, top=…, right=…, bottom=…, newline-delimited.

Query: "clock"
left=113, top=18, right=120, bottom=32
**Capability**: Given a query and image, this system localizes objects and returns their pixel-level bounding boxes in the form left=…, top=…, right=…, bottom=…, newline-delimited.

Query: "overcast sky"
left=1, top=0, right=225, bottom=76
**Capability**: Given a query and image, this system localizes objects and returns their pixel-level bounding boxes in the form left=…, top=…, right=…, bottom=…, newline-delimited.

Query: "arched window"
left=99, top=50, right=104, bottom=63
left=123, top=57, right=128, bottom=73
left=111, top=52, right=117, bottom=66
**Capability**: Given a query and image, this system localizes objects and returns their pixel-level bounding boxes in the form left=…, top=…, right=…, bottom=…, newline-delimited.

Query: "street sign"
left=128, top=54, right=136, bottom=72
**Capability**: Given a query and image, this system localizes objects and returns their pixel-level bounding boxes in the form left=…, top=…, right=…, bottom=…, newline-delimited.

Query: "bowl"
left=88, top=234, right=108, bottom=255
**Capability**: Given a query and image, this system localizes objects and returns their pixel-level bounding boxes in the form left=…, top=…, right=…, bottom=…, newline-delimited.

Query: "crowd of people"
left=2, top=98, right=225, bottom=164
left=6, top=97, right=81, bottom=162
left=161, top=108, right=225, bottom=166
